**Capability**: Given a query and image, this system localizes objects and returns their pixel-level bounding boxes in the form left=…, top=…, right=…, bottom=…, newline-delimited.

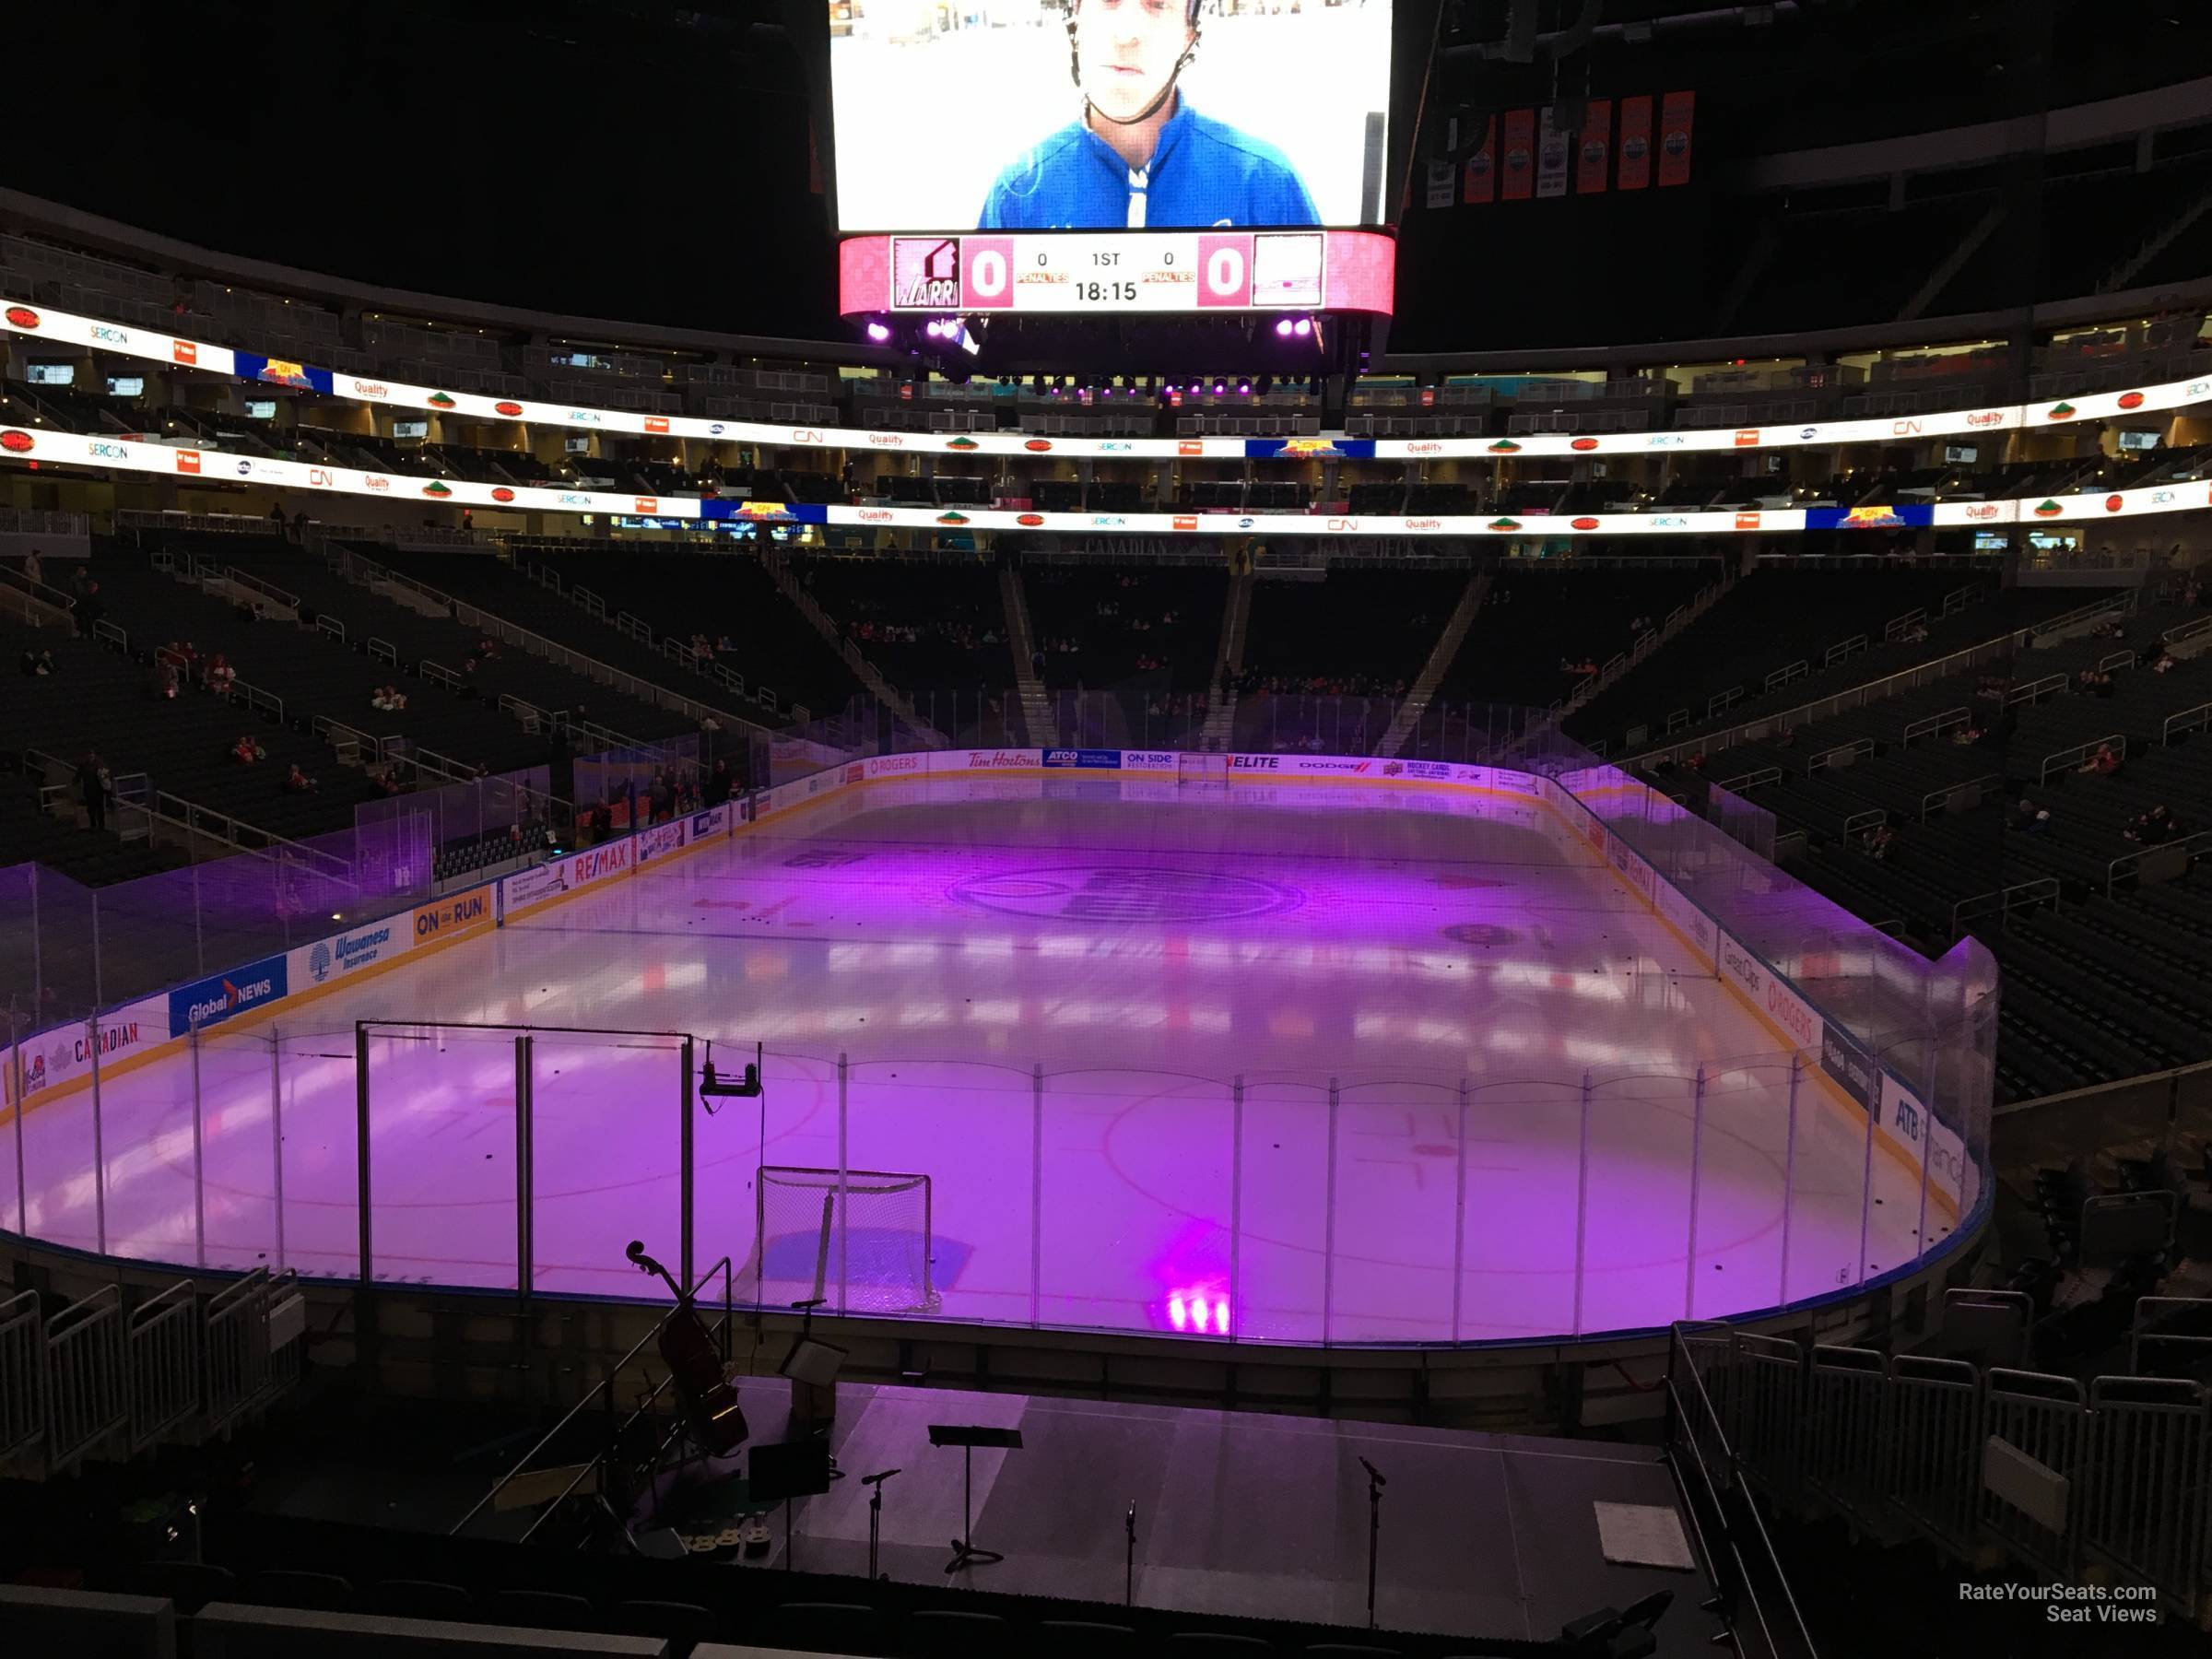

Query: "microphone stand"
left=1359, top=1456, right=1387, bottom=1631
left=862, top=1468, right=901, bottom=1583
left=1124, top=1502, right=1136, bottom=1606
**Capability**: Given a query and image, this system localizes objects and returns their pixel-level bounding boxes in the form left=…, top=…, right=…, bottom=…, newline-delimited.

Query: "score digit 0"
left=968, top=246, right=1009, bottom=302
left=1205, top=244, right=1247, bottom=299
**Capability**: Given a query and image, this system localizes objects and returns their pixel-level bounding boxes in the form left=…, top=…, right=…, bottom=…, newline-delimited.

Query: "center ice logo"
left=948, top=865, right=1302, bottom=924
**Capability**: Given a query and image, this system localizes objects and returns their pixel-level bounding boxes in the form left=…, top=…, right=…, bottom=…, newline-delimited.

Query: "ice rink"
left=7, top=773, right=1948, bottom=1345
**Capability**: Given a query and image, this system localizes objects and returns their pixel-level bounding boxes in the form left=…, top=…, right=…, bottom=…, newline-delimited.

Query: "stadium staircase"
left=998, top=562, right=1053, bottom=746
left=1376, top=569, right=1490, bottom=758
left=1897, top=201, right=2006, bottom=323
left=1556, top=565, right=1735, bottom=724
left=1197, top=568, right=1253, bottom=751
left=758, top=545, right=937, bottom=741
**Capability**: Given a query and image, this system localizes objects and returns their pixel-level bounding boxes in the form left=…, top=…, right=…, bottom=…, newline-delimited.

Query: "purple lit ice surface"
left=6, top=777, right=1935, bottom=1340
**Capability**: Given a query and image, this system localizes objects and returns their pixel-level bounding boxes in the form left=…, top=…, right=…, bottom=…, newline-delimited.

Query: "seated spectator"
left=148, top=661, right=180, bottom=700
left=2124, top=805, right=2182, bottom=845
left=2079, top=742, right=2121, bottom=776
left=1950, top=724, right=1983, bottom=746
left=206, top=653, right=236, bottom=693
left=232, top=735, right=265, bottom=765
left=284, top=762, right=319, bottom=794
left=2149, top=650, right=2177, bottom=675
left=1863, top=823, right=1897, bottom=861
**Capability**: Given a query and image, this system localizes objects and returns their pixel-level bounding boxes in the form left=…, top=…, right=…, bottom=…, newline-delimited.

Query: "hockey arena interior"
left=3, top=3, right=2212, bottom=1655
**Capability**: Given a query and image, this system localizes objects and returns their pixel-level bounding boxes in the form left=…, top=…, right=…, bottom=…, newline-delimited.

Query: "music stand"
left=749, top=1439, right=832, bottom=1572
left=928, top=1424, right=1023, bottom=1574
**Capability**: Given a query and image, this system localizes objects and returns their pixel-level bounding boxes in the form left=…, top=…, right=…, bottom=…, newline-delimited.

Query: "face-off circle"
left=949, top=865, right=1303, bottom=924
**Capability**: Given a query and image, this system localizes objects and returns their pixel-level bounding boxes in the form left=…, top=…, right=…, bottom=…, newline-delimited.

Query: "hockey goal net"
left=753, top=1165, right=938, bottom=1314
left=1177, top=751, right=1231, bottom=785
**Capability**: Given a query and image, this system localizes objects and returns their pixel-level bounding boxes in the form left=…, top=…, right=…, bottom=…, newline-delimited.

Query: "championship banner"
left=1500, top=111, right=1536, bottom=201
left=1576, top=100, right=1612, bottom=194
left=1617, top=95, right=1653, bottom=190
left=1535, top=109, right=1571, bottom=198
left=1462, top=116, right=1496, bottom=205
left=1657, top=91, right=1695, bottom=188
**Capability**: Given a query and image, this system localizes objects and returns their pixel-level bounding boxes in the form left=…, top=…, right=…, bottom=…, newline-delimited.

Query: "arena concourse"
left=2, top=4, right=2212, bottom=1656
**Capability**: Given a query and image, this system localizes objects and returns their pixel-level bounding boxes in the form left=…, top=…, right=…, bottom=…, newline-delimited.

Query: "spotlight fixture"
left=865, top=320, right=891, bottom=343
left=1293, top=317, right=1313, bottom=337
left=1238, top=380, right=1252, bottom=395
left=1275, top=317, right=1294, bottom=337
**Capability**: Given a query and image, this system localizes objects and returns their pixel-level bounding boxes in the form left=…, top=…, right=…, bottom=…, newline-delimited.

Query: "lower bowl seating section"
left=3, top=606, right=384, bottom=847
left=1234, top=568, right=1468, bottom=698
left=371, top=543, right=857, bottom=724
left=1023, top=562, right=1228, bottom=692
left=794, top=554, right=1018, bottom=704
left=1444, top=565, right=1716, bottom=708
left=1647, top=594, right=2212, bottom=1103
left=210, top=539, right=708, bottom=750
left=1569, top=568, right=2057, bottom=752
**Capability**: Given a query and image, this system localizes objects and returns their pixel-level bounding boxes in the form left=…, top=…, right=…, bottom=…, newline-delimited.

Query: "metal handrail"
left=337, top=544, right=771, bottom=743
left=1920, top=772, right=2001, bottom=820
left=2105, top=829, right=2212, bottom=896
left=223, top=565, right=300, bottom=611
left=2041, top=732, right=2125, bottom=784
left=1952, top=877, right=2059, bottom=935
left=2006, top=673, right=2067, bottom=708
left=2162, top=700, right=2212, bottom=745
left=148, top=788, right=356, bottom=880
left=450, top=1253, right=735, bottom=1538
left=1901, top=707, right=1970, bottom=745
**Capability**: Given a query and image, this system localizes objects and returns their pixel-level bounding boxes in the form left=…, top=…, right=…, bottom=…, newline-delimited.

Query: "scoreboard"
left=839, top=229, right=1395, bottom=319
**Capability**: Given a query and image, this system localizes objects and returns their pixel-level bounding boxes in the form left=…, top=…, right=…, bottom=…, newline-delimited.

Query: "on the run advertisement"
left=827, top=0, right=1392, bottom=233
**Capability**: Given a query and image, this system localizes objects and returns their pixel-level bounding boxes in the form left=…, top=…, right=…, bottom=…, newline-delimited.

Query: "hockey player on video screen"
left=978, top=0, right=1320, bottom=230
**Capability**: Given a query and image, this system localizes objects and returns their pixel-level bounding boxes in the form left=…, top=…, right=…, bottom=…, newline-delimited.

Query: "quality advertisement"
left=6, top=406, right=2207, bottom=536
left=10, top=289, right=2212, bottom=465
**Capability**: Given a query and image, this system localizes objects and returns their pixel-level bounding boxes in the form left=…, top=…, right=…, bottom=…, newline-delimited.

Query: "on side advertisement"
left=414, top=887, right=494, bottom=944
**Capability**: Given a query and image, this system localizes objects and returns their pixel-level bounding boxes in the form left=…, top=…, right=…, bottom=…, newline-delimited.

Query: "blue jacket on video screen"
left=978, top=102, right=1321, bottom=230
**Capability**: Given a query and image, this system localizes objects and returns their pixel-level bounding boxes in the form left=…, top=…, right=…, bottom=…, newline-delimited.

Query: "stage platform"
left=644, top=1375, right=1714, bottom=1653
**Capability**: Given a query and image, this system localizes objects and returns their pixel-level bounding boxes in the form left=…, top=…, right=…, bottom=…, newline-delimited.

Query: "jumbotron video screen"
left=828, top=0, right=1394, bottom=233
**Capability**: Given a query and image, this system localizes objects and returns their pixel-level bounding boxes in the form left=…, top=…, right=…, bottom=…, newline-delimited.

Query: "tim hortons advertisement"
left=957, top=749, right=1042, bottom=771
